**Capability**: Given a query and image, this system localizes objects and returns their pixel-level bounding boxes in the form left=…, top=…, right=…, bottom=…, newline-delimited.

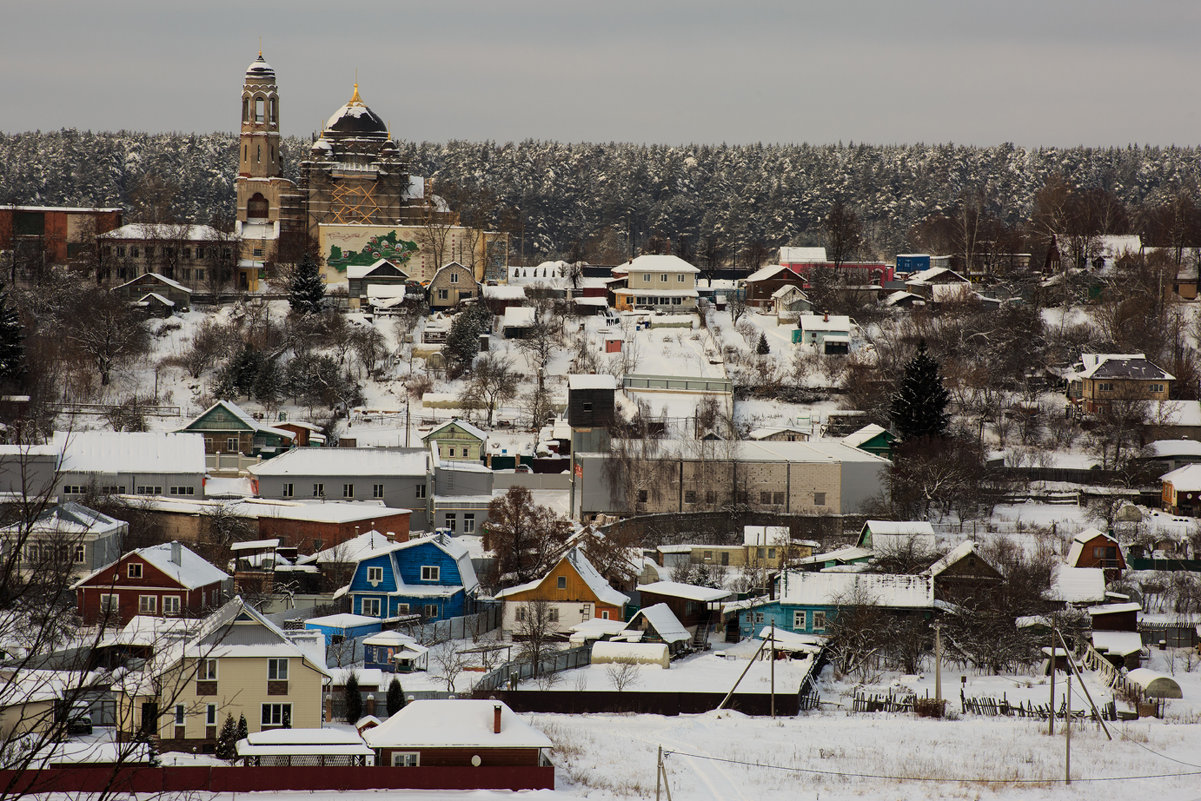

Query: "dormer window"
left=421, top=566, right=440, bottom=582
left=127, top=562, right=142, bottom=579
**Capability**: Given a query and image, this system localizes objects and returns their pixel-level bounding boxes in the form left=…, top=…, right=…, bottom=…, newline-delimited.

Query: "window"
left=174, top=704, right=185, bottom=726
left=182, top=248, right=191, bottom=260
left=463, top=513, right=475, bottom=533
left=758, top=547, right=766, bottom=559
left=754, top=612, right=765, bottom=624
left=660, top=273, right=668, bottom=282
left=73, top=544, right=85, bottom=564
left=421, top=566, right=440, bottom=582
left=1150, top=383, right=1165, bottom=393
left=704, top=550, right=713, bottom=561
left=721, top=551, right=729, bottom=565
left=63, top=485, right=85, bottom=495
left=342, top=483, right=354, bottom=499
left=127, top=562, right=143, bottom=578
left=768, top=548, right=776, bottom=559
left=793, top=610, right=807, bottom=630
left=225, top=437, right=238, bottom=452
left=138, top=595, right=157, bottom=614
left=557, top=576, right=567, bottom=589
left=313, top=483, right=325, bottom=498
left=282, top=483, right=294, bottom=498
left=200, top=659, right=217, bottom=681
left=395, top=603, right=409, bottom=615
left=169, top=486, right=195, bottom=496
left=677, top=274, right=685, bottom=283
left=814, top=492, right=826, bottom=506
left=261, top=703, right=290, bottom=727
left=437, top=289, right=449, bottom=300
left=672, top=297, right=682, bottom=305
left=1097, top=382, right=1114, bottom=393
left=136, top=485, right=162, bottom=495
left=423, top=604, right=438, bottom=618
left=131, top=247, right=140, bottom=258
left=448, top=447, right=456, bottom=457
left=373, top=484, right=384, bottom=499
left=449, top=272, right=459, bottom=284
left=705, top=490, right=716, bottom=504
left=812, top=611, right=827, bottom=632
left=760, top=491, right=772, bottom=505
left=637, top=489, right=648, bottom=503
left=446, top=513, right=456, bottom=532
left=362, top=598, right=381, bottom=616
left=415, top=484, right=427, bottom=499
left=367, top=566, right=384, bottom=583
left=772, top=492, right=784, bottom=505
left=601, top=610, right=610, bottom=619
left=515, top=606, right=527, bottom=622
left=163, top=595, right=180, bottom=615
left=100, top=594, right=118, bottom=612
left=267, top=658, right=289, bottom=681
left=206, top=704, right=217, bottom=727
left=391, top=752, right=419, bottom=767
left=684, top=490, right=697, bottom=504
left=548, top=607, right=560, bottom=622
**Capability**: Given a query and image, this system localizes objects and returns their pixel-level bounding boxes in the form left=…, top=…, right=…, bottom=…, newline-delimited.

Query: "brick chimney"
left=493, top=704, right=502, bottom=734
left=170, top=541, right=182, bottom=566
left=823, top=310, right=829, bottom=322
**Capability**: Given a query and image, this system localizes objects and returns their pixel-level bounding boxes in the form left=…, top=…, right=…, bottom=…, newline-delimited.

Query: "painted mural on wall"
left=326, top=229, right=418, bottom=273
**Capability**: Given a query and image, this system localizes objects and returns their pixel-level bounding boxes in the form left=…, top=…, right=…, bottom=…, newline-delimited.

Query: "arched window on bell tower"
left=242, top=96, right=250, bottom=123
left=255, top=97, right=264, bottom=123
left=270, top=96, right=278, bottom=123
left=247, top=193, right=269, bottom=220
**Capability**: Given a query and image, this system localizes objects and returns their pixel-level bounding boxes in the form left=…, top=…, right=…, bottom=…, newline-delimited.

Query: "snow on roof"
left=744, top=263, right=800, bottom=283
left=843, top=424, right=888, bottom=449
left=111, top=615, right=192, bottom=647
left=115, top=271, right=192, bottom=294
left=54, top=431, right=205, bottom=475
left=204, top=476, right=255, bottom=498
left=1065, top=527, right=1119, bottom=564
left=798, top=314, right=852, bottom=332
left=496, top=547, right=628, bottom=607
left=771, top=284, right=807, bottom=299
left=362, top=629, right=420, bottom=647
left=136, top=541, right=229, bottom=588
left=779, top=246, right=827, bottom=264
left=567, top=618, right=628, bottom=641
left=923, top=541, right=997, bottom=578
left=229, top=538, right=280, bottom=551
left=796, top=545, right=874, bottom=566
left=637, top=581, right=733, bottom=603
left=592, top=640, right=670, bottom=666
left=906, top=266, right=969, bottom=284
left=1125, top=668, right=1183, bottom=698
left=1143, top=439, right=1201, bottom=459
left=864, top=520, right=935, bottom=537
left=743, top=525, right=790, bottom=547
left=567, top=373, right=617, bottom=391
left=624, top=603, right=690, bottom=644
left=621, top=254, right=700, bottom=274
left=501, top=306, right=536, bottom=329
left=347, top=259, right=408, bottom=280
left=777, top=570, right=934, bottom=608
left=3, top=502, right=124, bottom=538
left=363, top=700, right=552, bottom=749
left=371, top=532, right=479, bottom=594
left=1161, top=463, right=1201, bottom=491
left=237, top=728, right=374, bottom=758
left=426, top=418, right=488, bottom=442
left=1087, top=602, right=1141, bottom=616
left=1044, top=564, right=1107, bottom=604
left=746, top=426, right=810, bottom=441
left=100, top=223, right=223, bottom=242
left=249, top=447, right=426, bottom=477
left=482, top=285, right=526, bottom=300
left=1078, top=355, right=1173, bottom=382
left=756, top=626, right=824, bottom=654
left=304, top=613, right=380, bottom=630
left=883, top=290, right=925, bottom=306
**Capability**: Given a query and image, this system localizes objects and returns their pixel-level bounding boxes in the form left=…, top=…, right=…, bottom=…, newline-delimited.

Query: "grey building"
left=431, top=457, right=494, bottom=534
left=249, top=447, right=431, bottom=530
left=0, top=444, right=60, bottom=501
left=54, top=431, right=206, bottom=499
left=0, top=501, right=127, bottom=582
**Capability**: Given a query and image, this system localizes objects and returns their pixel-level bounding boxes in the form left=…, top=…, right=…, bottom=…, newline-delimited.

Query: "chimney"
left=493, top=704, right=502, bottom=734
left=823, top=311, right=829, bottom=322
left=170, top=541, right=182, bottom=566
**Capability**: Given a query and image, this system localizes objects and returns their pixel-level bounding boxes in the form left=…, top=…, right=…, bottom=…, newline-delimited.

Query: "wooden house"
left=566, top=374, right=616, bottom=429
left=347, top=533, right=479, bottom=622
left=1066, top=528, right=1126, bottom=577
left=363, top=699, right=552, bottom=768
left=111, top=272, right=193, bottom=310
left=348, top=259, right=409, bottom=310
left=922, top=541, right=1004, bottom=604
left=842, top=423, right=895, bottom=459
left=1068, top=353, right=1173, bottom=415
left=427, top=262, right=480, bottom=311
left=495, top=547, right=629, bottom=635
left=177, top=400, right=295, bottom=458
left=857, top=520, right=937, bottom=554
left=636, top=581, right=732, bottom=628
left=422, top=419, right=488, bottom=462
left=274, top=421, right=327, bottom=447
left=73, top=541, right=228, bottom=625
left=618, top=603, right=692, bottom=656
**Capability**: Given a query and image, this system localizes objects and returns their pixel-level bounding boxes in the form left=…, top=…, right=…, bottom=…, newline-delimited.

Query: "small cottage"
left=363, top=699, right=553, bottom=768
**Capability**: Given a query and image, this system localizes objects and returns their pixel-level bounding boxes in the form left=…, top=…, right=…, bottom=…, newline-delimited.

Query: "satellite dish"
left=471, top=755, right=482, bottom=767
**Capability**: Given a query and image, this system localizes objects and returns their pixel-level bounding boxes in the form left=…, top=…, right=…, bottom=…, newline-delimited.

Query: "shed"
left=619, top=603, right=692, bottom=655
left=236, top=727, right=374, bottom=766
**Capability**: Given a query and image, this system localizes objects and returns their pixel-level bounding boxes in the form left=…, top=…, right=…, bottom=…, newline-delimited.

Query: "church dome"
left=245, top=53, right=275, bottom=79
left=324, top=83, right=388, bottom=136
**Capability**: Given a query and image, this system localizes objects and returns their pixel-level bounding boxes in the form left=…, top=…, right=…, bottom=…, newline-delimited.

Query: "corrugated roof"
left=249, top=447, right=426, bottom=477
left=55, top=431, right=205, bottom=475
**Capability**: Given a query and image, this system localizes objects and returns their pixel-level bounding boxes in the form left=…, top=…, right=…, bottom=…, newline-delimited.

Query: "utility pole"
left=1065, top=671, right=1072, bottom=785
left=1048, top=623, right=1056, bottom=736
left=934, top=623, right=942, bottom=707
left=770, top=624, right=776, bottom=719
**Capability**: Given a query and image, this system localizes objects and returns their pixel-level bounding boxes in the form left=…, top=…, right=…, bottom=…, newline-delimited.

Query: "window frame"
left=162, top=595, right=181, bottom=616
left=127, top=562, right=143, bottom=579
left=267, top=658, right=289, bottom=681
left=366, top=565, right=384, bottom=583
left=200, top=658, right=218, bottom=681
left=261, top=703, right=290, bottom=728
left=792, top=610, right=807, bottom=630
left=361, top=597, right=381, bottom=617
left=421, top=565, right=440, bottom=582
left=138, top=595, right=157, bottom=614
left=391, top=752, right=420, bottom=767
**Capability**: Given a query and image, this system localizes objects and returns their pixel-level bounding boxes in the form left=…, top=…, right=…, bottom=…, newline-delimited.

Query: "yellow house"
left=612, top=254, right=700, bottom=312
left=114, top=596, right=329, bottom=752
left=495, top=548, right=629, bottom=635
left=421, top=419, right=488, bottom=462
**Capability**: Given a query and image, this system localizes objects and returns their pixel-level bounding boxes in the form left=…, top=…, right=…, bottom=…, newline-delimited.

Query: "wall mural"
left=326, top=229, right=418, bottom=272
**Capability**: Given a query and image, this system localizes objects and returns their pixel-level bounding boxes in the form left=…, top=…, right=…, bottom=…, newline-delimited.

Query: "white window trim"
left=391, top=751, right=420, bottom=767
left=421, top=565, right=440, bottom=582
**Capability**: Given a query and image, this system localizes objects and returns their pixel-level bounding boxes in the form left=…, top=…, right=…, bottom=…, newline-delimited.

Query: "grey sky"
left=3, top=0, right=1199, bottom=147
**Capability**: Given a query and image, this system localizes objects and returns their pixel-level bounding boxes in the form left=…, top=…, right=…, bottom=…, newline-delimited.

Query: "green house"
left=177, top=400, right=295, bottom=458
left=421, top=419, right=488, bottom=463
left=842, top=423, right=895, bottom=459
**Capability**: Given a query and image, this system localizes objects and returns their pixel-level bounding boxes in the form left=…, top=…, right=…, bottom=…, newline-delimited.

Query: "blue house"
left=347, top=533, right=479, bottom=622
left=736, top=570, right=935, bottom=639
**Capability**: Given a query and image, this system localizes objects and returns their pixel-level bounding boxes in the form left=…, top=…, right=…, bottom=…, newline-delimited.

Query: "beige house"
left=1068, top=353, right=1174, bottom=414
left=421, top=419, right=487, bottom=462
left=114, top=596, right=329, bottom=752
left=613, top=254, right=700, bottom=312
left=427, top=261, right=481, bottom=311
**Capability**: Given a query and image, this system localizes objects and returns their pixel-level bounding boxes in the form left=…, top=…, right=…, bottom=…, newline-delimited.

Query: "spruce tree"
left=0, top=281, right=24, bottom=384
left=215, top=714, right=238, bottom=760
left=236, top=713, right=248, bottom=742
left=289, top=252, right=326, bottom=315
left=344, top=672, right=363, bottom=723
left=756, top=333, right=770, bottom=355
left=386, top=677, right=405, bottom=716
left=889, top=340, right=950, bottom=441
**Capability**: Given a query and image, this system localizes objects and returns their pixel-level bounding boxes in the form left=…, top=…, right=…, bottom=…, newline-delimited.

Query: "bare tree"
left=65, top=290, right=150, bottom=386
left=482, top=487, right=572, bottom=586
left=515, top=600, right=557, bottom=679
left=430, top=641, right=468, bottom=692
left=604, top=657, right=641, bottom=691
left=464, top=353, right=517, bottom=428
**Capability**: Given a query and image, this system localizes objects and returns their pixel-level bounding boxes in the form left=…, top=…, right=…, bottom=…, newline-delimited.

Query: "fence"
left=0, top=765, right=553, bottom=794
left=413, top=605, right=503, bottom=645
left=960, top=690, right=1118, bottom=721
left=849, top=689, right=916, bottom=713
left=48, top=402, right=182, bottom=418
left=482, top=689, right=800, bottom=717
left=472, top=644, right=592, bottom=693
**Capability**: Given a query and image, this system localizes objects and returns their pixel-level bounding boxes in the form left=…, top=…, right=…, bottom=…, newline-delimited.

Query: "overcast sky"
left=4, top=0, right=1200, bottom=147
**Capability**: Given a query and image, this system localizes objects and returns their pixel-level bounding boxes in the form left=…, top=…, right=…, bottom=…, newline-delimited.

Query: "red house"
left=73, top=541, right=229, bottom=625
left=1066, top=527, right=1126, bottom=577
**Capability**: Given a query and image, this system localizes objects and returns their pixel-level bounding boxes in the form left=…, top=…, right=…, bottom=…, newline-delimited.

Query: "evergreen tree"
left=889, top=340, right=950, bottom=441
left=344, top=671, right=363, bottom=723
left=215, top=714, right=238, bottom=760
left=386, top=677, right=405, bottom=716
left=756, top=333, right=770, bottom=355
left=0, top=281, right=24, bottom=384
left=236, top=713, right=248, bottom=742
left=444, top=302, right=492, bottom=378
left=289, top=252, right=326, bottom=315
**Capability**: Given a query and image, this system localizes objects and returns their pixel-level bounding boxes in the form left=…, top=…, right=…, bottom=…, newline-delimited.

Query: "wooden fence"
left=960, top=690, right=1118, bottom=721
left=849, top=689, right=916, bottom=713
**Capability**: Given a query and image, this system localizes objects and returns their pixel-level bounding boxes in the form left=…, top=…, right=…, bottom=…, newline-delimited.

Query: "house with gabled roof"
left=842, top=423, right=895, bottom=459
left=617, top=603, right=692, bottom=656
left=1067, top=353, right=1173, bottom=415
left=177, top=400, right=295, bottom=458
left=1043, top=564, right=1107, bottom=607
left=347, top=258, right=409, bottom=310
left=113, top=596, right=330, bottom=752
left=922, top=541, right=1004, bottom=604
left=427, top=261, right=480, bottom=311
left=346, top=532, right=479, bottom=622
left=794, top=312, right=852, bottom=353
left=612, top=254, right=700, bottom=312
left=73, top=540, right=229, bottom=625
left=495, top=547, right=629, bottom=635
left=54, top=430, right=206, bottom=500
left=422, top=419, right=487, bottom=463
left=1161, top=463, right=1201, bottom=516
left=111, top=272, right=193, bottom=310
left=1065, top=527, right=1125, bottom=579
left=0, top=501, right=127, bottom=583
left=857, top=520, right=937, bottom=554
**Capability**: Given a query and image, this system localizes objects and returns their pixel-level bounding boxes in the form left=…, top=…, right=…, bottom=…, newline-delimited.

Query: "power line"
left=662, top=748, right=1201, bottom=785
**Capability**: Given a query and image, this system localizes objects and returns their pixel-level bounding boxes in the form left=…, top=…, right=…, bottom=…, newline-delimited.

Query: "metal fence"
left=472, top=644, right=592, bottom=693
left=413, top=605, right=502, bottom=645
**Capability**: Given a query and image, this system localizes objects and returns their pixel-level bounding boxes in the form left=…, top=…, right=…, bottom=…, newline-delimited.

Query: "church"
left=234, top=52, right=505, bottom=296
